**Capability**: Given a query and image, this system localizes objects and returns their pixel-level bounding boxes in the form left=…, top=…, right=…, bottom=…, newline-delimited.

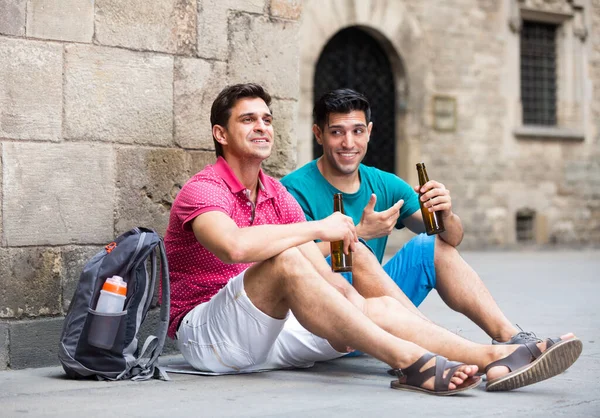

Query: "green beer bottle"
left=416, top=163, right=445, bottom=235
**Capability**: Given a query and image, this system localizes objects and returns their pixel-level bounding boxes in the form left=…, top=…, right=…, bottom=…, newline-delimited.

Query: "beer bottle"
left=416, top=163, right=445, bottom=235
left=331, top=193, right=353, bottom=272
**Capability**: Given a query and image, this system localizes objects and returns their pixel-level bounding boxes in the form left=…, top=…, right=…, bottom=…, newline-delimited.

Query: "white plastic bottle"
left=95, top=275, right=127, bottom=313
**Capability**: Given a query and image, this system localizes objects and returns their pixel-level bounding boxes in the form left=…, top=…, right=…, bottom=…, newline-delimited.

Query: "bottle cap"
left=102, top=275, right=127, bottom=296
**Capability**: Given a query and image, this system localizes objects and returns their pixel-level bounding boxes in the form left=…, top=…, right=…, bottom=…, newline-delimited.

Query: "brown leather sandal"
left=390, top=352, right=481, bottom=396
left=485, top=337, right=583, bottom=392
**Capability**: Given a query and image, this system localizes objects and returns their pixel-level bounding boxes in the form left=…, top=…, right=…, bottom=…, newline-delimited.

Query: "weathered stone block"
left=270, top=0, right=302, bottom=20
left=263, top=98, right=297, bottom=178
left=174, top=57, right=227, bottom=149
left=0, top=322, right=8, bottom=370
left=0, top=142, right=3, bottom=246
left=61, top=246, right=104, bottom=312
left=0, top=247, right=62, bottom=319
left=115, top=148, right=214, bottom=236
left=189, top=150, right=217, bottom=173
left=64, top=45, right=173, bottom=146
left=0, top=0, right=26, bottom=35
left=228, top=13, right=299, bottom=99
left=95, top=0, right=197, bottom=55
left=3, top=143, right=115, bottom=246
left=26, top=0, right=93, bottom=42
left=9, top=317, right=63, bottom=369
left=197, top=0, right=265, bottom=60
left=0, top=37, right=62, bottom=141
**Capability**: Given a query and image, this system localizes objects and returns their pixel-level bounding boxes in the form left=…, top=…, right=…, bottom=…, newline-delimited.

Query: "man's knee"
left=269, top=247, right=309, bottom=278
left=434, top=235, right=458, bottom=266
left=353, top=240, right=379, bottom=267
left=364, top=295, right=401, bottom=320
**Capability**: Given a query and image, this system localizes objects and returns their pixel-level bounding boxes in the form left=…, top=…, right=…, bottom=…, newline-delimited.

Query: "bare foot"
left=486, top=333, right=576, bottom=381
left=396, top=355, right=479, bottom=391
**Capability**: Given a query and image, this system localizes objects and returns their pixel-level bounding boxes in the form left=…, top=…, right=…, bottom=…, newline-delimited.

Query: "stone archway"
left=298, top=0, right=421, bottom=181
left=313, top=26, right=396, bottom=173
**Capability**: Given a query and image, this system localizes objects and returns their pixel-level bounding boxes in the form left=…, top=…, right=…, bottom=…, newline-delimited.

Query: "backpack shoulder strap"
left=124, top=236, right=171, bottom=381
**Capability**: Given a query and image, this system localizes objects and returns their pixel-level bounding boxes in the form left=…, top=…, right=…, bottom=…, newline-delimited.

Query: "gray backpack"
left=58, top=227, right=170, bottom=381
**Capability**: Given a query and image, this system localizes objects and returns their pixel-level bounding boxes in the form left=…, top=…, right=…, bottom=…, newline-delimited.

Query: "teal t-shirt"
left=281, top=160, right=420, bottom=263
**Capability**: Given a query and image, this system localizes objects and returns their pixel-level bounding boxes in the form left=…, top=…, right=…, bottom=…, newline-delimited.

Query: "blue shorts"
left=325, top=233, right=436, bottom=307
left=382, top=234, right=436, bottom=307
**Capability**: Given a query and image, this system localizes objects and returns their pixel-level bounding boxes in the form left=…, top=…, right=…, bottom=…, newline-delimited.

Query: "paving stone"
left=64, top=44, right=173, bottom=146
left=26, top=0, right=94, bottom=42
left=2, top=143, right=114, bottom=246
left=0, top=37, right=62, bottom=141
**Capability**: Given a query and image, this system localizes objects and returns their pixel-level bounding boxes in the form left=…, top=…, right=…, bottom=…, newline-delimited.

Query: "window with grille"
left=520, top=20, right=558, bottom=126
left=516, top=209, right=536, bottom=242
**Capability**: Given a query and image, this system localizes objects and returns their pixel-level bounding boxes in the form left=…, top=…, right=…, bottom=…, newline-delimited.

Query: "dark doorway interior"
left=313, top=27, right=396, bottom=173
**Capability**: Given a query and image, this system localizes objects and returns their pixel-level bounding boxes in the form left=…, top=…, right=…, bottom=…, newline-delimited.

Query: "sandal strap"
left=546, top=337, right=561, bottom=349
left=484, top=340, right=543, bottom=373
left=434, top=358, right=463, bottom=391
left=392, top=353, right=465, bottom=392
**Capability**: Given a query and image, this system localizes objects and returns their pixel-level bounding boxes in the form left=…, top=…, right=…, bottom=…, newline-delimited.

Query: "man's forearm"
left=226, top=221, right=325, bottom=263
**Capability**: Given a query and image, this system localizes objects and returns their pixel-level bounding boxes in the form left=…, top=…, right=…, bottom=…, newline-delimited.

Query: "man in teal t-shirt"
left=282, top=89, right=539, bottom=346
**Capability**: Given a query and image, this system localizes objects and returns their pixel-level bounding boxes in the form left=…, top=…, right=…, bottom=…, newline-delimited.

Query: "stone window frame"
left=508, top=0, right=589, bottom=141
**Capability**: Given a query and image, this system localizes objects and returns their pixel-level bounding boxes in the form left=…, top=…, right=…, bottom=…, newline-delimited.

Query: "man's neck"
left=317, top=158, right=360, bottom=194
left=225, top=157, right=261, bottom=202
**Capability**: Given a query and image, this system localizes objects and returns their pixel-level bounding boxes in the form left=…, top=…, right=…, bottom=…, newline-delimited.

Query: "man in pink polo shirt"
left=164, top=83, right=580, bottom=394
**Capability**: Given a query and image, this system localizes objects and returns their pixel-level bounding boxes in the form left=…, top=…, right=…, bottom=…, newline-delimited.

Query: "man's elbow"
left=216, top=240, right=248, bottom=264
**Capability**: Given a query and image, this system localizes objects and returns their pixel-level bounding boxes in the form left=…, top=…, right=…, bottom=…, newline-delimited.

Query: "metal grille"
left=520, top=20, right=558, bottom=126
left=313, top=27, right=396, bottom=173
left=516, top=209, right=535, bottom=242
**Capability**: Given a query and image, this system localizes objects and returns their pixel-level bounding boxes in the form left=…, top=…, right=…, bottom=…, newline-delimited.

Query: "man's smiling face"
left=314, top=110, right=372, bottom=176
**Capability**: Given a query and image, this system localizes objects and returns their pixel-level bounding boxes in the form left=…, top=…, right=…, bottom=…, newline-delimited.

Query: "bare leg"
left=268, top=243, right=576, bottom=385
left=351, top=242, right=431, bottom=321
left=243, top=246, right=477, bottom=390
left=433, top=237, right=519, bottom=341
left=293, top=242, right=512, bottom=369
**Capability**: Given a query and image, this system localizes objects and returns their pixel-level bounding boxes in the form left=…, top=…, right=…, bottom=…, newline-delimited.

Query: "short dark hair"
left=210, top=83, right=272, bottom=158
left=313, top=89, right=371, bottom=130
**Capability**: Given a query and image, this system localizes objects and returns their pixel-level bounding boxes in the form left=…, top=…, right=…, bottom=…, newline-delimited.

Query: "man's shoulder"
left=281, top=160, right=318, bottom=187
left=360, top=164, right=406, bottom=183
left=176, top=164, right=228, bottom=201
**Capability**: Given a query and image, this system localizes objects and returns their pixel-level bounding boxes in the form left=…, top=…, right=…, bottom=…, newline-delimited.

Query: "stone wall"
left=298, top=0, right=600, bottom=250
left=0, top=0, right=302, bottom=369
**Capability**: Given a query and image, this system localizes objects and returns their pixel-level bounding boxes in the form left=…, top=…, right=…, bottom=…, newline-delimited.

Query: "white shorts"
left=176, top=269, right=346, bottom=374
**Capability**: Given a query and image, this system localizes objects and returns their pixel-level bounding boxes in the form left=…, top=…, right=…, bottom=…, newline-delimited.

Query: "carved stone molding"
left=509, top=0, right=522, bottom=32
left=519, top=0, right=574, bottom=15
left=509, top=0, right=587, bottom=41
left=573, top=6, right=588, bottom=40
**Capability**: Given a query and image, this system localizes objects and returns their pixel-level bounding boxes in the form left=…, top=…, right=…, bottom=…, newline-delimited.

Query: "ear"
left=213, top=125, right=228, bottom=147
left=312, top=124, right=323, bottom=145
left=366, top=122, right=373, bottom=142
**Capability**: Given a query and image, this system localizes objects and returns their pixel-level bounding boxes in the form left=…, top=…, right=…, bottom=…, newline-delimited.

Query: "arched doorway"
left=313, top=27, right=396, bottom=173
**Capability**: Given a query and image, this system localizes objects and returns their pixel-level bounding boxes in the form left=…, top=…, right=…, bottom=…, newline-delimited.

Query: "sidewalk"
left=1, top=250, right=599, bottom=417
